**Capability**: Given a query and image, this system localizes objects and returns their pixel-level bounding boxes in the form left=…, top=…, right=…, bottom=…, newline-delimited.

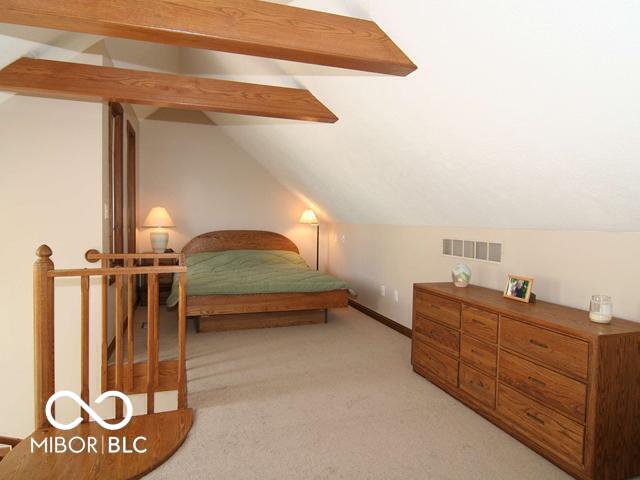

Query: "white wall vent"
left=442, top=239, right=502, bottom=263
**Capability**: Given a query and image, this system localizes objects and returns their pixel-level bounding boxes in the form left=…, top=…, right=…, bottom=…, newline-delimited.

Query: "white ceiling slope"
left=2, top=1, right=640, bottom=231
left=194, top=0, right=640, bottom=231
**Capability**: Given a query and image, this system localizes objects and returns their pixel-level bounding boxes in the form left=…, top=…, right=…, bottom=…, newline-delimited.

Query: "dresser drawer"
left=462, top=306, right=498, bottom=343
left=413, top=341, right=459, bottom=386
left=460, top=335, right=497, bottom=375
left=460, top=364, right=496, bottom=408
left=500, top=317, right=589, bottom=380
left=499, top=350, right=587, bottom=422
left=497, top=385, right=584, bottom=466
left=414, top=291, right=461, bottom=329
left=414, top=317, right=459, bottom=358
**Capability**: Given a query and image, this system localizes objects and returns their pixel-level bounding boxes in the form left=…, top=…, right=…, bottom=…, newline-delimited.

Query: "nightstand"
left=138, top=249, right=177, bottom=306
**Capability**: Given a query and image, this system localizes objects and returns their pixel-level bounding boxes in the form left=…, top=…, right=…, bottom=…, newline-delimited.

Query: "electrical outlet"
left=340, top=234, right=346, bottom=244
left=393, top=290, right=399, bottom=303
left=380, top=285, right=386, bottom=297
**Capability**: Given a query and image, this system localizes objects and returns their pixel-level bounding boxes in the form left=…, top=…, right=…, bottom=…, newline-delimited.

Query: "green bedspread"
left=166, top=249, right=350, bottom=307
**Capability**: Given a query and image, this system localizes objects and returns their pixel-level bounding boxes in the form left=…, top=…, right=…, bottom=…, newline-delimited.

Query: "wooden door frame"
left=108, top=102, right=124, bottom=259
left=126, top=121, right=136, bottom=254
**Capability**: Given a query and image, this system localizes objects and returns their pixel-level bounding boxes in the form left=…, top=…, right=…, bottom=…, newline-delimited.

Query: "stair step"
left=0, top=409, right=192, bottom=479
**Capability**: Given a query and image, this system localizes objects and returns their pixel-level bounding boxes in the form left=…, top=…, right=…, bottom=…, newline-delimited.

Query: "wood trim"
left=0, top=58, right=338, bottom=123
left=348, top=299, right=412, bottom=338
left=0, top=0, right=417, bottom=76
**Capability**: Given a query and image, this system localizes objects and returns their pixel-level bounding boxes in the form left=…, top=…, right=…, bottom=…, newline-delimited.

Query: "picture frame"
left=503, top=274, right=534, bottom=303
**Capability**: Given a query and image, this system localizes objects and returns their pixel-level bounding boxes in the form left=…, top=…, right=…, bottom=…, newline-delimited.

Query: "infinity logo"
left=45, top=390, right=133, bottom=431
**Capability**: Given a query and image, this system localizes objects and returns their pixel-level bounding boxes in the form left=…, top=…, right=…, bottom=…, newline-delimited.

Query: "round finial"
left=85, top=249, right=100, bottom=263
left=36, top=244, right=52, bottom=258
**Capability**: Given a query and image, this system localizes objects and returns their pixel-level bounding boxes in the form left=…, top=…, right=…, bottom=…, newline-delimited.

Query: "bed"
left=167, top=230, right=351, bottom=332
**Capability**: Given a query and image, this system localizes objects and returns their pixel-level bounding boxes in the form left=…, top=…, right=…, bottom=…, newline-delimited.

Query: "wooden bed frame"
left=181, top=230, right=349, bottom=332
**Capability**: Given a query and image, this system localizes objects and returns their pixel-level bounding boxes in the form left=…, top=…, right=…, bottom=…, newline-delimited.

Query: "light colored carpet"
left=146, top=307, right=569, bottom=480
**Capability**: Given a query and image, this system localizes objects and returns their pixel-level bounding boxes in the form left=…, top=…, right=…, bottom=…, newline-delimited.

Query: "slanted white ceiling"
left=2, top=0, right=639, bottom=231
left=194, top=0, right=640, bottom=231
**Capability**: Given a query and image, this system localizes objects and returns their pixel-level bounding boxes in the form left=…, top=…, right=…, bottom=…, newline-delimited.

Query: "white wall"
left=328, top=224, right=640, bottom=327
left=0, top=94, right=104, bottom=437
left=138, top=118, right=325, bottom=268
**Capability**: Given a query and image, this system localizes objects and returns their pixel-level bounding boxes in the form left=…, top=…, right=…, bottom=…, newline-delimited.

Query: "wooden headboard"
left=181, top=230, right=299, bottom=254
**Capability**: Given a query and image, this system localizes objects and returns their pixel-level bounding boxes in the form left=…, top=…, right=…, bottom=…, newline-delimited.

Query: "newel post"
left=33, top=245, right=54, bottom=429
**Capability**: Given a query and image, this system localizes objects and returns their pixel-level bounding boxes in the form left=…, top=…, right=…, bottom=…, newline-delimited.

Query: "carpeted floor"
left=145, top=307, right=569, bottom=480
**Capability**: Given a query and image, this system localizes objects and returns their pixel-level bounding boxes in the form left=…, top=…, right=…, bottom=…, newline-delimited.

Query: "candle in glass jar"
left=589, top=295, right=612, bottom=324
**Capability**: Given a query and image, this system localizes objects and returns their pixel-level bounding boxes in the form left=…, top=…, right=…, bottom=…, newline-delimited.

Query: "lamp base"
left=150, top=230, right=169, bottom=253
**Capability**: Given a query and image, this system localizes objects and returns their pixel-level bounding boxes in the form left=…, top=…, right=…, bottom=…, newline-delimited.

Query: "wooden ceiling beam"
left=0, top=58, right=338, bottom=123
left=0, top=0, right=417, bottom=76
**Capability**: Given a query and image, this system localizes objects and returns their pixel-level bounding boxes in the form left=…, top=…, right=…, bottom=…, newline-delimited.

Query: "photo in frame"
left=503, top=274, right=534, bottom=303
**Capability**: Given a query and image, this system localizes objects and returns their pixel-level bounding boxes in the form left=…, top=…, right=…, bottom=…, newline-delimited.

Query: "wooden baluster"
left=127, top=259, right=135, bottom=391
left=114, top=274, right=124, bottom=418
left=33, top=245, right=54, bottom=429
left=101, top=258, right=108, bottom=393
left=146, top=273, right=158, bottom=413
left=177, top=271, right=187, bottom=409
left=80, top=276, right=90, bottom=422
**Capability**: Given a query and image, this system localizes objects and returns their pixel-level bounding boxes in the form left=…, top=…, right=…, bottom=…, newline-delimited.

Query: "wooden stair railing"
left=84, top=249, right=185, bottom=398
left=0, top=245, right=192, bottom=479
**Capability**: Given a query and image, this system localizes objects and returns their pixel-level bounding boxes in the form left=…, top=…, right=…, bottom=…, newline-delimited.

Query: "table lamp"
left=143, top=207, right=175, bottom=253
left=299, top=208, right=319, bottom=270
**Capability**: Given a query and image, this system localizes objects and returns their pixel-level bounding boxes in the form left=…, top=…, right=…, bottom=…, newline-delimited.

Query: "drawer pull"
left=527, top=376, right=546, bottom=387
left=431, top=304, right=441, bottom=310
left=528, top=339, right=548, bottom=349
left=471, top=318, right=483, bottom=324
left=526, top=411, right=545, bottom=425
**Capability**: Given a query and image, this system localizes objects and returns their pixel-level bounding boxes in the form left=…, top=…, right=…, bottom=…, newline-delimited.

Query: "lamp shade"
left=143, top=207, right=175, bottom=228
left=299, top=209, right=318, bottom=225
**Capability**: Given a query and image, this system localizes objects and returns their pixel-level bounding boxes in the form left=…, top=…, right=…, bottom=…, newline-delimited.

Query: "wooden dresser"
left=412, top=283, right=640, bottom=480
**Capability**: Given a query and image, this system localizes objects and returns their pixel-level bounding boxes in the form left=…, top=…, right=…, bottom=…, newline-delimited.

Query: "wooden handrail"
left=49, top=266, right=186, bottom=278
left=85, top=249, right=183, bottom=263
left=33, top=245, right=189, bottom=435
